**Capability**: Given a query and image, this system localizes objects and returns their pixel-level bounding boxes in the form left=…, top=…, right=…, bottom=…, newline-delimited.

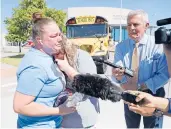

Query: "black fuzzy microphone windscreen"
left=71, top=74, right=123, bottom=102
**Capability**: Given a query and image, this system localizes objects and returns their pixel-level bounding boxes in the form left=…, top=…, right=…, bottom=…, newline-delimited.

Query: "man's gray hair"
left=32, top=17, right=56, bottom=43
left=127, top=9, right=149, bottom=23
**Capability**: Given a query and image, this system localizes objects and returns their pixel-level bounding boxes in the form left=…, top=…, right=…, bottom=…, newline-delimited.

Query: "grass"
left=1, top=54, right=24, bottom=67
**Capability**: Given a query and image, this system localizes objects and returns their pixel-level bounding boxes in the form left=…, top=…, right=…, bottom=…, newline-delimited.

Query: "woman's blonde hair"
left=32, top=17, right=56, bottom=44
left=61, top=35, right=79, bottom=70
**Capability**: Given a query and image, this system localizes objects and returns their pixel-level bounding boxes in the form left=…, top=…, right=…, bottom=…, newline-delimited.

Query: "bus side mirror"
left=109, top=33, right=112, bottom=39
left=109, top=26, right=112, bottom=33
left=59, top=27, right=63, bottom=32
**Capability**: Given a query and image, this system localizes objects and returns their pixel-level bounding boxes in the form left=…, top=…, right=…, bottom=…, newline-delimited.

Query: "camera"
left=155, top=18, right=171, bottom=44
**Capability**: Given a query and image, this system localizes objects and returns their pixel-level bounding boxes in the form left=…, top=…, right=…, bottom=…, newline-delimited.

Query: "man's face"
left=127, top=15, right=149, bottom=42
left=39, top=22, right=63, bottom=55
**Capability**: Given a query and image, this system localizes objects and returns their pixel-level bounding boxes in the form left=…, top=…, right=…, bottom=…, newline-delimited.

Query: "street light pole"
left=119, top=0, right=122, bottom=42
left=150, top=13, right=157, bottom=35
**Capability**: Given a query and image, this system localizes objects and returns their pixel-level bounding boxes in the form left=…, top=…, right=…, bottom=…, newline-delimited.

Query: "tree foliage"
left=4, top=0, right=66, bottom=44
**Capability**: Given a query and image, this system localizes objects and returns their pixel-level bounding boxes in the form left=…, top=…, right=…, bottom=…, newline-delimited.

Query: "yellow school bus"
left=66, top=16, right=112, bottom=74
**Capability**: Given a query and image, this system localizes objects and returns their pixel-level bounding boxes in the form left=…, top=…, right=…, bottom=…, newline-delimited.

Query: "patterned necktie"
left=131, top=43, right=139, bottom=71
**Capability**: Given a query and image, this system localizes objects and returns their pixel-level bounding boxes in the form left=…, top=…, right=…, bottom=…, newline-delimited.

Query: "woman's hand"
left=124, top=90, right=157, bottom=108
left=124, top=90, right=158, bottom=116
left=57, top=100, right=76, bottom=115
left=135, top=91, right=157, bottom=108
left=128, top=103, right=155, bottom=116
left=54, top=54, right=71, bottom=72
left=55, top=54, right=79, bottom=79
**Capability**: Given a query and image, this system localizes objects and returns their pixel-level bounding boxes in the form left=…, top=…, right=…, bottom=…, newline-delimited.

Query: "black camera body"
left=155, top=18, right=171, bottom=44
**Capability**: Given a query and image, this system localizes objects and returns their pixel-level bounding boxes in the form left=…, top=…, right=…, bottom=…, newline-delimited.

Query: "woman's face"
left=39, top=22, right=63, bottom=55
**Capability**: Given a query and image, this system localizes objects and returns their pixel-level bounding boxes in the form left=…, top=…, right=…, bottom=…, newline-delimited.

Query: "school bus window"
left=66, top=24, right=107, bottom=38
left=66, top=16, right=110, bottom=74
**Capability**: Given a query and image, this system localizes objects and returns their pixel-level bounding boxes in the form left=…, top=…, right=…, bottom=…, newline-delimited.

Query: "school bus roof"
left=66, top=16, right=108, bottom=25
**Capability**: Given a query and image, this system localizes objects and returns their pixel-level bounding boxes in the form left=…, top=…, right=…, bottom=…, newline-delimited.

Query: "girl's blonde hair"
left=61, top=35, right=79, bottom=70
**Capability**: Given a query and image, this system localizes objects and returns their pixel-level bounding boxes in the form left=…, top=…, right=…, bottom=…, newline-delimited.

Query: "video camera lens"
left=155, top=27, right=171, bottom=44
left=155, top=18, right=171, bottom=44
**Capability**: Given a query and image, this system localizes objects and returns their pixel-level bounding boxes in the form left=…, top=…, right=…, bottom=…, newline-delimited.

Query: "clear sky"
left=1, top=0, right=171, bottom=34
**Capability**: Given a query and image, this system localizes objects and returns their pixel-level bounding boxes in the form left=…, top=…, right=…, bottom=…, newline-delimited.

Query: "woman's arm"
left=13, top=91, right=76, bottom=116
left=125, top=91, right=171, bottom=117
left=134, top=91, right=170, bottom=112
left=153, top=97, right=169, bottom=112
left=63, top=66, right=79, bottom=80
left=55, top=55, right=79, bottom=80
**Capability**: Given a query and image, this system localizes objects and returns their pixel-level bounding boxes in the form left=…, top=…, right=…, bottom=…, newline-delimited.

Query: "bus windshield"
left=66, top=24, right=107, bottom=38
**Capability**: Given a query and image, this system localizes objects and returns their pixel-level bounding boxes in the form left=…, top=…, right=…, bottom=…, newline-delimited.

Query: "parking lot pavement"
left=1, top=85, right=17, bottom=128
left=96, top=100, right=126, bottom=128
left=1, top=46, right=29, bottom=58
left=1, top=63, right=17, bottom=86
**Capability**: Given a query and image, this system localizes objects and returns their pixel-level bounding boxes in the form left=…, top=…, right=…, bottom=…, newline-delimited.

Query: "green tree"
left=4, top=0, right=66, bottom=53
left=44, top=8, right=66, bottom=33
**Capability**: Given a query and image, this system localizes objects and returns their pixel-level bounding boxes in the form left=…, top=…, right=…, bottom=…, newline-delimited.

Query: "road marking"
left=1, top=82, right=17, bottom=88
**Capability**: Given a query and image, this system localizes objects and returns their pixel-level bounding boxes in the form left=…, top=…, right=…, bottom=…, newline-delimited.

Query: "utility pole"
left=119, top=0, right=122, bottom=42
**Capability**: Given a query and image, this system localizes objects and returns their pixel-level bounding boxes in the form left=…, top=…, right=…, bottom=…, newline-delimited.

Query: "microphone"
left=71, top=74, right=144, bottom=104
left=93, top=58, right=134, bottom=77
left=157, top=18, right=171, bottom=26
left=54, top=74, right=145, bottom=107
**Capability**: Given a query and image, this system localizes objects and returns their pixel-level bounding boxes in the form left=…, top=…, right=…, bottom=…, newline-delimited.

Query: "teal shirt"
left=16, top=47, right=65, bottom=128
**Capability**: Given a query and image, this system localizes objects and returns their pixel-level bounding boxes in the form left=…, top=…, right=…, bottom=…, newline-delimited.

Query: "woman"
left=13, top=18, right=76, bottom=128
left=58, top=35, right=100, bottom=128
